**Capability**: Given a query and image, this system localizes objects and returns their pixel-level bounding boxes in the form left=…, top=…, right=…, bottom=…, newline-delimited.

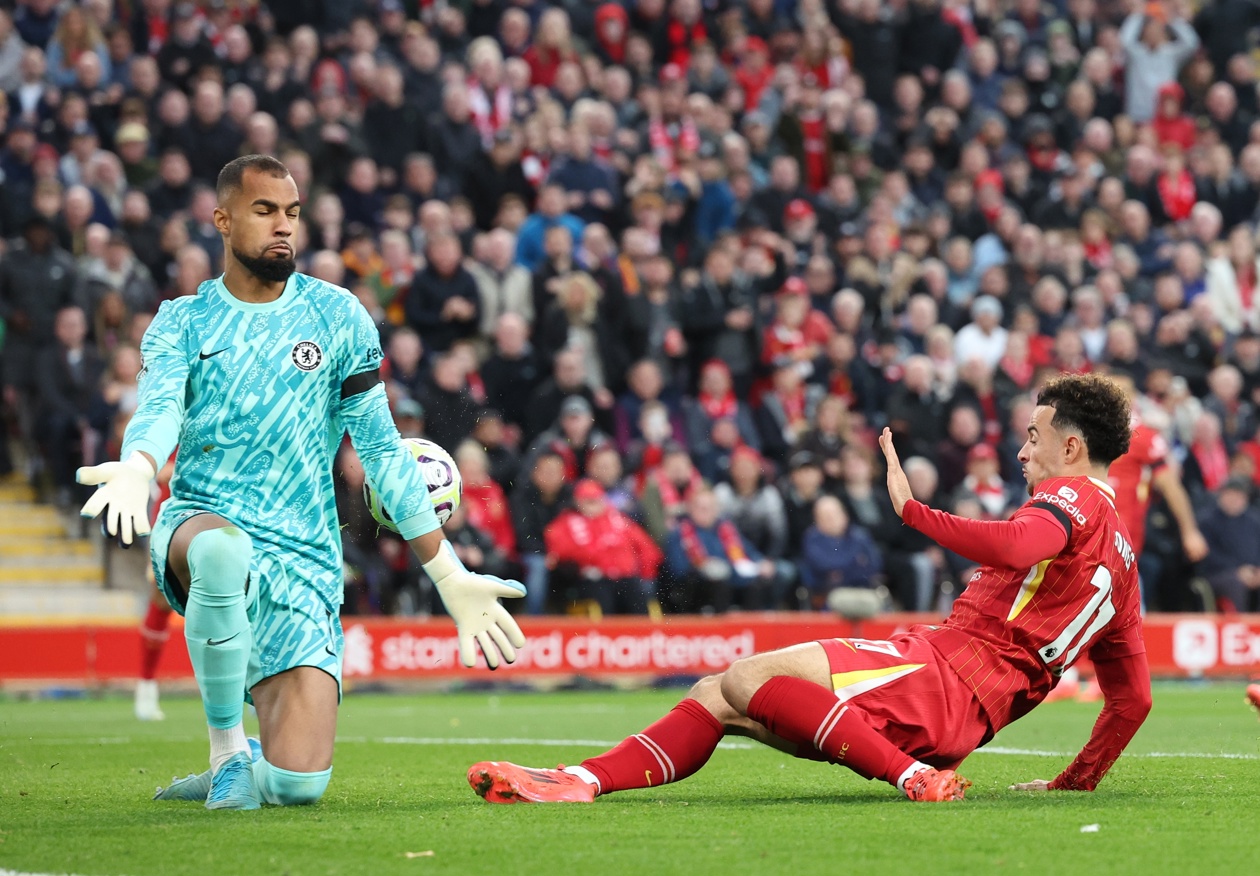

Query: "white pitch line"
left=9, top=736, right=1256, bottom=760
left=0, top=869, right=128, bottom=876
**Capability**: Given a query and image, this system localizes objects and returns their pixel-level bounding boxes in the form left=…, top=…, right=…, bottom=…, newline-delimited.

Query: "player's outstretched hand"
left=423, top=541, right=527, bottom=670
left=878, top=427, right=913, bottom=518
left=1008, top=779, right=1052, bottom=791
left=76, top=452, right=156, bottom=548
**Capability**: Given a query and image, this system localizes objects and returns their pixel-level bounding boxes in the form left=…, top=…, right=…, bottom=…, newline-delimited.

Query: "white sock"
left=208, top=723, right=249, bottom=774
left=561, top=765, right=602, bottom=794
left=896, top=761, right=933, bottom=796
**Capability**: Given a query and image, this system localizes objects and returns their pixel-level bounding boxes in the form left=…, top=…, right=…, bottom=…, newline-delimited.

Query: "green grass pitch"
left=1, top=682, right=1256, bottom=876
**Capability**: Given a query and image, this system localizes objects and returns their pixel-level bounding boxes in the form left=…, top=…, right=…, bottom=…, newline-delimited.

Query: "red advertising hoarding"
left=1, top=614, right=1258, bottom=683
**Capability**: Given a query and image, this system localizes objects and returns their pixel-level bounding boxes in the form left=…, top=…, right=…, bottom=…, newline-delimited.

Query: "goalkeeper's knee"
left=187, top=527, right=253, bottom=606
left=254, top=759, right=331, bottom=806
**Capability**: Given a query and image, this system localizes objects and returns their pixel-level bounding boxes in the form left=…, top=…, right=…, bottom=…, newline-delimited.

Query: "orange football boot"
left=468, top=761, right=597, bottom=804
left=904, top=768, right=972, bottom=802
left=1246, top=684, right=1260, bottom=720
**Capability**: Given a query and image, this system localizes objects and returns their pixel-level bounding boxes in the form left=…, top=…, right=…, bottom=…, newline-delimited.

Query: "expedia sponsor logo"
left=1057, top=486, right=1078, bottom=502
left=1032, top=491, right=1088, bottom=526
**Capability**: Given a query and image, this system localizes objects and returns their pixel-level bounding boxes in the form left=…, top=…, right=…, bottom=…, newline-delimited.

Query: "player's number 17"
left=1038, top=566, right=1115, bottom=668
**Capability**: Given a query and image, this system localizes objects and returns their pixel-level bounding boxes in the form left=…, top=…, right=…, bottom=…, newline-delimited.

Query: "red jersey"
left=544, top=508, right=663, bottom=580
left=1107, top=422, right=1169, bottom=555
left=904, top=476, right=1143, bottom=733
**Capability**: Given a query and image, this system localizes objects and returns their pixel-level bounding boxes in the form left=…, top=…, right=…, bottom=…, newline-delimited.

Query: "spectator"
left=545, top=478, right=661, bottom=615
left=1119, top=1, right=1200, bottom=123
left=1196, top=477, right=1260, bottom=612
left=34, top=305, right=103, bottom=506
left=511, top=451, right=572, bottom=614
left=74, top=231, right=158, bottom=316
left=797, top=495, right=883, bottom=610
left=466, top=128, right=536, bottom=233
left=405, top=232, right=481, bottom=353
left=1, top=214, right=77, bottom=395
left=953, top=295, right=1009, bottom=370
left=1205, top=224, right=1260, bottom=335
left=440, top=501, right=513, bottom=580
left=415, top=352, right=479, bottom=452
left=665, top=486, right=780, bottom=613
left=526, top=394, right=612, bottom=484
left=455, top=440, right=517, bottom=562
left=515, top=182, right=585, bottom=272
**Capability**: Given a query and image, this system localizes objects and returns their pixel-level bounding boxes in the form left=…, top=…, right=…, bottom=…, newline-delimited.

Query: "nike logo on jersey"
left=199, top=347, right=230, bottom=360
left=207, top=633, right=240, bottom=646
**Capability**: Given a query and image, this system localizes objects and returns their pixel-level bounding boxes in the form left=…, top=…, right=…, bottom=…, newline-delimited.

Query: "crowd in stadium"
left=2, top=0, right=1260, bottom=618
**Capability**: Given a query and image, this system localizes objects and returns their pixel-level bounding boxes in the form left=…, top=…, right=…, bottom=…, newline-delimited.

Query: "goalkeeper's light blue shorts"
left=151, top=504, right=344, bottom=701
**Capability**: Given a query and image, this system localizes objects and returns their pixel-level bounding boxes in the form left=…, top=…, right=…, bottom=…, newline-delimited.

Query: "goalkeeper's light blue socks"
left=182, top=526, right=253, bottom=772
left=253, top=757, right=332, bottom=806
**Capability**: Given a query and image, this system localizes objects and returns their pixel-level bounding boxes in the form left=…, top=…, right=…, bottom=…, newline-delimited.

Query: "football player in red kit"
left=467, top=374, right=1151, bottom=803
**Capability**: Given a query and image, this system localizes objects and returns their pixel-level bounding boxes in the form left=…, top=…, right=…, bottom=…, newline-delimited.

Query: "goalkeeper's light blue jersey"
left=121, top=273, right=439, bottom=604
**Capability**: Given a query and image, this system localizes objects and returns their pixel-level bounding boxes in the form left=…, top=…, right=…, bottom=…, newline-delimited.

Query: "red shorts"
left=819, top=632, right=992, bottom=770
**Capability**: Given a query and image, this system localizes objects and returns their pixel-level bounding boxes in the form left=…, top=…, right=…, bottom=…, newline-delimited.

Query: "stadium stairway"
left=0, top=478, right=139, bottom=621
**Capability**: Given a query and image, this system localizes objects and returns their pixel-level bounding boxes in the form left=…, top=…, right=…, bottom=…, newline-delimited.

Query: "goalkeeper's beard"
left=233, top=246, right=297, bottom=284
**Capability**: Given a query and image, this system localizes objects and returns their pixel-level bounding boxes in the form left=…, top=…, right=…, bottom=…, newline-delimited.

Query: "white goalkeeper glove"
left=423, top=541, right=526, bottom=669
left=77, top=452, right=156, bottom=548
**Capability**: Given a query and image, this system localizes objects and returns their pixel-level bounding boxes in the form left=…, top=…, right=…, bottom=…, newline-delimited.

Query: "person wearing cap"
left=759, top=276, right=834, bottom=378
left=544, top=478, right=662, bottom=615
left=114, top=122, right=157, bottom=188
left=779, top=449, right=828, bottom=560
left=391, top=397, right=426, bottom=439
left=956, top=442, right=1019, bottom=520
left=1197, top=475, right=1260, bottom=612
left=526, top=393, right=613, bottom=484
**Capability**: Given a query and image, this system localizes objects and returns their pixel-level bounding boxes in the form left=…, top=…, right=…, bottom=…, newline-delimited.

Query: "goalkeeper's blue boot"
left=206, top=751, right=260, bottom=810
left=154, top=769, right=211, bottom=802
left=154, top=738, right=262, bottom=803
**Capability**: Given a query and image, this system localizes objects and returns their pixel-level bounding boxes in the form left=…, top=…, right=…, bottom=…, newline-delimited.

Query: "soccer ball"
left=363, top=437, right=463, bottom=531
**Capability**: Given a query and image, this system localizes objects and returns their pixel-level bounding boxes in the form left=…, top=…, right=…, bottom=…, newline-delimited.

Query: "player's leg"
left=721, top=640, right=969, bottom=800
left=166, top=513, right=258, bottom=809
left=469, top=661, right=825, bottom=804
left=136, top=576, right=173, bottom=721
left=248, top=667, right=337, bottom=805
left=468, top=672, right=731, bottom=803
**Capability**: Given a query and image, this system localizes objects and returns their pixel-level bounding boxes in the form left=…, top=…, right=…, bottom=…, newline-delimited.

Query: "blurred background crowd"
left=3, top=0, right=1260, bottom=619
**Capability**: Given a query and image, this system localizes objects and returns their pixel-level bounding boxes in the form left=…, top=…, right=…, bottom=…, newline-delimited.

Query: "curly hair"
left=1036, top=374, right=1132, bottom=467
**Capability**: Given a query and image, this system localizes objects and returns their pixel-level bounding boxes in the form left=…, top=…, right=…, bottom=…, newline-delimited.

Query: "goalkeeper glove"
left=77, top=452, right=156, bottom=548
left=423, top=541, right=527, bottom=669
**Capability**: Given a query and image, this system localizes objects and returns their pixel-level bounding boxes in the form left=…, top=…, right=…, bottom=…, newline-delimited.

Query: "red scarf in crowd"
left=549, top=438, right=582, bottom=482
left=666, top=17, right=707, bottom=67
left=521, top=149, right=550, bottom=188
left=1237, top=262, right=1256, bottom=311
left=1193, top=438, right=1230, bottom=492
left=679, top=518, right=748, bottom=567
left=999, top=354, right=1034, bottom=390
left=798, top=109, right=828, bottom=192
left=468, top=79, right=514, bottom=149
left=699, top=390, right=738, bottom=421
left=1157, top=169, right=1197, bottom=222
left=645, top=467, right=704, bottom=510
left=648, top=115, right=700, bottom=173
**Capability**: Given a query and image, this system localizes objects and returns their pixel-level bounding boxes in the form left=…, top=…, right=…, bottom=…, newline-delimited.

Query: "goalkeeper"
left=77, top=155, right=526, bottom=811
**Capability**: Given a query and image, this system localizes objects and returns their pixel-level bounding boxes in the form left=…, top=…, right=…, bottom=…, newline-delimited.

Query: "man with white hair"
left=954, top=295, right=1009, bottom=369
left=469, top=228, right=534, bottom=334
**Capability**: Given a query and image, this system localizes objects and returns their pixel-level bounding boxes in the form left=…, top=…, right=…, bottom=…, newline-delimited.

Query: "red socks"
left=139, top=600, right=172, bottom=681
left=746, top=675, right=916, bottom=785
left=580, top=698, right=724, bottom=794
